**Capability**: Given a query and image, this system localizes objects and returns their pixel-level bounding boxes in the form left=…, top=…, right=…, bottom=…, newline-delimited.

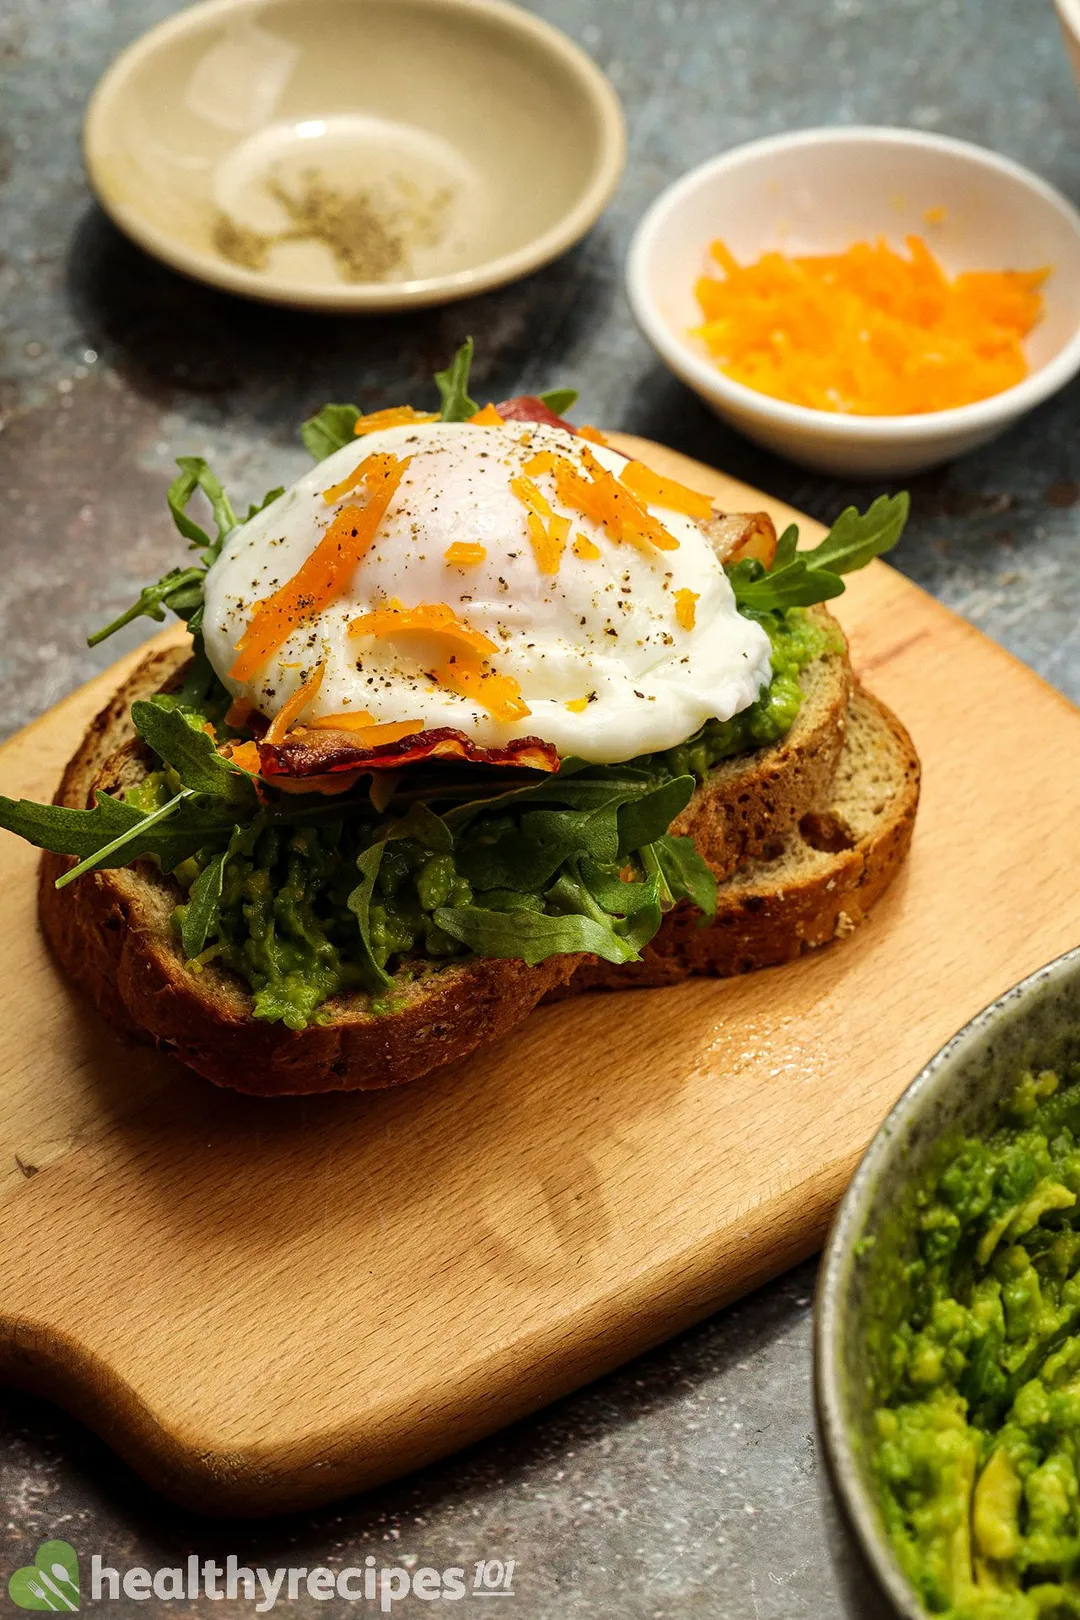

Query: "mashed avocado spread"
left=871, top=1066, right=1080, bottom=1619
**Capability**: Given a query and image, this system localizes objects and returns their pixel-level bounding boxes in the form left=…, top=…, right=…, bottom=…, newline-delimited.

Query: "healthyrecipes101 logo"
left=8, top=1542, right=80, bottom=1611
left=7, top=1539, right=517, bottom=1610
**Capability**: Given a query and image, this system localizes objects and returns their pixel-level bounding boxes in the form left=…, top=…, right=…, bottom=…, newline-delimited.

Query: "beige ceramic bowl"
left=84, top=0, right=626, bottom=311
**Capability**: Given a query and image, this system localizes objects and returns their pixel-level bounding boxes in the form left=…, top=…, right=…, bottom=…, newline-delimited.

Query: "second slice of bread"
left=552, top=686, right=919, bottom=994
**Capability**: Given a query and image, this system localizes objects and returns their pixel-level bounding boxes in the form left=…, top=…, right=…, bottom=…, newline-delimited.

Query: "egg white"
left=202, top=421, right=772, bottom=765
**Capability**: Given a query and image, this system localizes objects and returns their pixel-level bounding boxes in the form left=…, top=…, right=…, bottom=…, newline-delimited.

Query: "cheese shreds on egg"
left=202, top=421, right=773, bottom=765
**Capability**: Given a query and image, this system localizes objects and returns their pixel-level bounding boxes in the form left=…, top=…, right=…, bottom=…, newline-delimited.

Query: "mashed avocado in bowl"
left=816, top=946, right=1080, bottom=1620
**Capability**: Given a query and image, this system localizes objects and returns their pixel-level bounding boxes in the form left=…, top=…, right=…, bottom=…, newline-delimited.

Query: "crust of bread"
left=674, top=605, right=851, bottom=880
left=36, top=617, right=860, bottom=1094
left=551, top=686, right=919, bottom=995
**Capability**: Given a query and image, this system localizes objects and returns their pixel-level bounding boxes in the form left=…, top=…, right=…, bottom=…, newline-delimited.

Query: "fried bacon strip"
left=495, top=396, right=577, bottom=431
left=257, top=726, right=559, bottom=780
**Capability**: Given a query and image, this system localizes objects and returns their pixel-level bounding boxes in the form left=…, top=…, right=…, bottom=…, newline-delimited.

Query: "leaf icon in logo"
left=8, top=1541, right=80, bottom=1611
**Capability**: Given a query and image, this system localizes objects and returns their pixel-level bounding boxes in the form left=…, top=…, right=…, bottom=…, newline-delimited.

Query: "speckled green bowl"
left=814, top=944, right=1080, bottom=1619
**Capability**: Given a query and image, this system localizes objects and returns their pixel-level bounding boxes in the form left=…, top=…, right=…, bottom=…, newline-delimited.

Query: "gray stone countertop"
left=0, top=0, right=1077, bottom=1614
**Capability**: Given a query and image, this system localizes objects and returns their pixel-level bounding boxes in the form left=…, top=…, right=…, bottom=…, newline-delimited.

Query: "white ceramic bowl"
left=627, top=127, right=1080, bottom=478
left=84, top=0, right=626, bottom=312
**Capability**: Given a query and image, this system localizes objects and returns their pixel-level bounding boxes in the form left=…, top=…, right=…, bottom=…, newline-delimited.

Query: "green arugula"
left=180, top=847, right=229, bottom=956
left=615, top=776, right=695, bottom=860
left=301, top=403, right=361, bottom=461
left=347, top=842, right=394, bottom=989
left=165, top=456, right=237, bottom=556
left=130, top=699, right=255, bottom=803
left=726, top=492, right=909, bottom=614
left=648, top=834, right=718, bottom=919
left=434, top=903, right=643, bottom=967
left=538, top=387, right=579, bottom=415
left=86, top=565, right=209, bottom=648
left=0, top=789, right=238, bottom=876
left=435, top=338, right=479, bottom=422
left=88, top=457, right=243, bottom=647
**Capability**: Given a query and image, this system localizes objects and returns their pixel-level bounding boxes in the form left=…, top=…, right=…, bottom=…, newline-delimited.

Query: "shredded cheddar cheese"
left=523, top=450, right=555, bottom=476
left=226, top=740, right=261, bottom=774
left=553, top=450, right=679, bottom=555
left=511, top=475, right=571, bottom=575
left=619, top=461, right=713, bottom=520
left=572, top=532, right=601, bottom=561
left=509, top=475, right=555, bottom=522
left=264, top=662, right=326, bottom=745
left=305, top=714, right=424, bottom=745
left=693, top=236, right=1049, bottom=416
left=440, top=655, right=530, bottom=722
left=230, top=454, right=409, bottom=681
left=310, top=707, right=373, bottom=727
left=352, top=405, right=438, bottom=436
left=323, top=451, right=381, bottom=505
left=469, top=403, right=505, bottom=425
left=348, top=600, right=497, bottom=658
left=444, top=541, right=487, bottom=567
left=347, top=601, right=530, bottom=723
left=576, top=425, right=609, bottom=445
left=673, top=588, right=699, bottom=631
left=565, top=696, right=591, bottom=713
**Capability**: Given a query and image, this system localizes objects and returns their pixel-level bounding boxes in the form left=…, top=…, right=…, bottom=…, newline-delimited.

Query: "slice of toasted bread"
left=36, top=622, right=855, bottom=1095
left=553, top=686, right=919, bottom=994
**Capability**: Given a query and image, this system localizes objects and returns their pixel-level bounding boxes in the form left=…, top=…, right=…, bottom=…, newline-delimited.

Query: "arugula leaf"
left=538, top=387, right=578, bottom=416
left=726, top=492, right=909, bottom=614
left=578, top=860, right=663, bottom=917
left=0, top=788, right=238, bottom=875
left=0, top=792, right=156, bottom=859
left=772, top=524, right=800, bottom=570
left=171, top=641, right=219, bottom=710
left=301, top=404, right=361, bottom=461
left=727, top=558, right=847, bottom=612
left=649, top=834, right=718, bottom=919
left=545, top=856, right=663, bottom=954
left=168, top=456, right=237, bottom=560
left=459, top=799, right=624, bottom=893
left=86, top=566, right=208, bottom=647
left=54, top=790, right=193, bottom=888
left=387, top=802, right=453, bottom=853
left=805, top=492, right=910, bottom=574
left=245, top=486, right=285, bottom=522
left=615, top=775, right=695, bottom=859
left=347, top=842, right=393, bottom=989
left=441, top=769, right=654, bottom=835
left=434, top=903, right=641, bottom=966
left=435, top=339, right=478, bottom=422
left=88, top=455, right=243, bottom=647
left=131, top=700, right=255, bottom=802
left=181, top=848, right=228, bottom=956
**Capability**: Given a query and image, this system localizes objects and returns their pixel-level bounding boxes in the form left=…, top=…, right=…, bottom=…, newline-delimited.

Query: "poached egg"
left=202, top=420, right=772, bottom=765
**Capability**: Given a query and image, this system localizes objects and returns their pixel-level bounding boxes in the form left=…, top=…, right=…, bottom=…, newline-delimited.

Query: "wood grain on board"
left=0, top=434, right=1077, bottom=1515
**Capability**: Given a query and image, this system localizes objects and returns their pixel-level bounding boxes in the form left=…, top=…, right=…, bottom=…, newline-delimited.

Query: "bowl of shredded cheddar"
left=627, top=127, right=1080, bottom=477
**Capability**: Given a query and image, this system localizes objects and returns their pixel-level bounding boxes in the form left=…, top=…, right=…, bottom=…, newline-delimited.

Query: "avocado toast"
left=0, top=345, right=918, bottom=1093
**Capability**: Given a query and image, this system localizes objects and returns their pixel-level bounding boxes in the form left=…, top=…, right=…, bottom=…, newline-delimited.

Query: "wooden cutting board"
left=1, top=435, right=1078, bottom=1517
